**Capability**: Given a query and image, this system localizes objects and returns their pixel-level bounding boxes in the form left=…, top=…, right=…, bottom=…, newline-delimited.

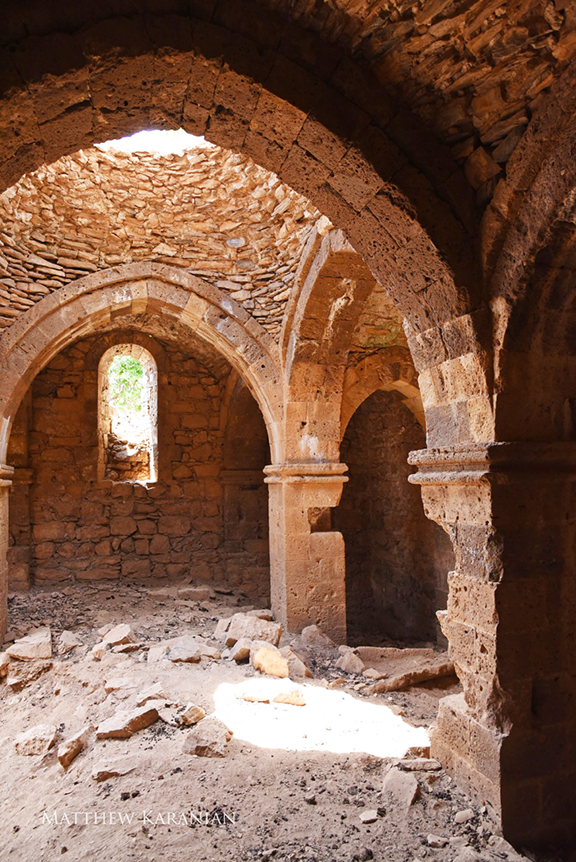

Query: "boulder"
left=168, top=637, right=202, bottom=663
left=102, top=624, right=135, bottom=647
left=250, top=641, right=289, bottom=678
left=57, top=631, right=83, bottom=655
left=0, top=651, right=10, bottom=677
left=58, top=725, right=92, bottom=768
left=382, top=766, right=420, bottom=810
left=182, top=717, right=232, bottom=757
left=7, top=627, right=52, bottom=661
left=224, top=613, right=282, bottom=648
left=96, top=705, right=159, bottom=739
left=15, top=724, right=57, bottom=756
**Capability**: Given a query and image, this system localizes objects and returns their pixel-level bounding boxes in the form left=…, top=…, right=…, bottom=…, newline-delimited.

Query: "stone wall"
left=7, top=332, right=234, bottom=587
left=335, top=389, right=454, bottom=645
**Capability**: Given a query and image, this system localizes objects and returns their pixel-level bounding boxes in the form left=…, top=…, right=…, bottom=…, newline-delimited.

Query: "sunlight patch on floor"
left=214, top=678, right=430, bottom=758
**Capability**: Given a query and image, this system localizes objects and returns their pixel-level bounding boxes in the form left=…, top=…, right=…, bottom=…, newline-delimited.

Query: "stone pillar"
left=409, top=443, right=576, bottom=851
left=264, top=463, right=348, bottom=643
left=0, top=464, right=14, bottom=645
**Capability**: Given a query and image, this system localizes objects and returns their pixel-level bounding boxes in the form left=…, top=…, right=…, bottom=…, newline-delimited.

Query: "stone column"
left=264, top=463, right=348, bottom=643
left=0, top=464, right=14, bottom=644
left=409, top=443, right=576, bottom=851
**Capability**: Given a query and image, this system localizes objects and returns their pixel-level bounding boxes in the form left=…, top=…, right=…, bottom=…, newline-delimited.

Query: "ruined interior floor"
left=0, top=581, right=533, bottom=862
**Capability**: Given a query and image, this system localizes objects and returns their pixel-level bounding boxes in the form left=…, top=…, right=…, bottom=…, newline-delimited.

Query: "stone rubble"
left=6, top=626, right=52, bottom=661
left=250, top=641, right=290, bottom=678
left=96, top=705, right=159, bottom=739
left=223, top=613, right=282, bottom=648
left=57, top=725, right=92, bottom=768
left=181, top=716, right=233, bottom=758
left=14, top=723, right=57, bottom=756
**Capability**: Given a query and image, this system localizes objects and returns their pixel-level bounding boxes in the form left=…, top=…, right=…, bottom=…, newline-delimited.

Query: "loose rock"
left=382, top=767, right=420, bottom=810
left=15, top=724, right=57, bottom=756
left=57, top=631, right=83, bottom=655
left=182, top=717, right=232, bottom=757
left=224, top=613, right=282, bottom=648
left=57, top=725, right=92, bottom=768
left=102, top=624, right=135, bottom=647
left=250, top=641, right=289, bottom=678
left=7, top=627, right=52, bottom=661
left=96, top=705, right=159, bottom=739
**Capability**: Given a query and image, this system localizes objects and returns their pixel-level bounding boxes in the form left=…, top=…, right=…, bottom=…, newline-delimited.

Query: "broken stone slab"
left=91, top=642, right=107, bottom=661
left=198, top=643, right=221, bottom=660
left=0, top=651, right=10, bottom=677
left=382, top=766, right=420, bottom=810
left=336, top=650, right=365, bottom=675
left=224, top=613, right=282, bottom=648
left=15, top=724, right=57, bottom=756
left=272, top=689, right=306, bottom=706
left=301, top=624, right=335, bottom=649
left=399, top=758, right=442, bottom=771
left=58, top=725, right=92, bottom=768
left=7, top=627, right=52, bottom=661
left=96, top=705, right=159, bottom=739
left=6, top=660, right=52, bottom=691
left=147, top=644, right=169, bottom=663
left=230, top=637, right=252, bottom=662
left=179, top=703, right=206, bottom=726
left=102, top=624, right=135, bottom=647
left=427, top=834, right=449, bottom=848
left=214, top=617, right=232, bottom=639
left=92, top=758, right=138, bottom=782
left=362, top=668, right=388, bottom=680
left=104, top=676, right=137, bottom=694
left=168, top=637, right=202, bottom=663
left=250, top=641, right=289, bottom=678
left=280, top=645, right=313, bottom=678
left=355, top=647, right=455, bottom=693
left=182, top=717, right=232, bottom=757
left=57, top=631, right=83, bottom=655
left=177, top=586, right=214, bottom=602
left=111, top=643, right=141, bottom=654
left=246, top=609, right=274, bottom=620
left=136, top=682, right=168, bottom=706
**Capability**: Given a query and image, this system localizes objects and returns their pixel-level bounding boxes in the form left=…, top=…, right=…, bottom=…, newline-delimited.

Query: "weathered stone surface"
left=230, top=637, right=252, bottom=662
left=57, top=630, right=83, bottom=654
left=136, top=682, right=168, bottom=706
left=177, top=586, right=214, bottom=602
left=336, top=650, right=365, bottom=674
left=7, top=626, right=52, bottom=660
left=92, top=759, right=137, bottom=782
left=6, top=660, right=52, bottom=690
left=356, top=647, right=455, bottom=693
left=301, top=625, right=335, bottom=649
left=399, top=758, right=442, bottom=772
left=246, top=609, right=274, bottom=620
left=15, top=724, right=57, bottom=756
left=147, top=644, right=169, bottom=663
left=272, top=689, right=306, bottom=706
left=0, top=651, right=10, bottom=677
left=382, top=767, right=420, bottom=810
left=168, top=637, right=202, bottom=663
left=214, top=617, right=232, bottom=639
left=182, top=717, right=233, bottom=758
left=96, top=705, right=159, bottom=739
left=57, top=725, right=92, bottom=768
left=179, top=703, right=206, bottom=726
left=250, top=641, right=289, bottom=678
left=427, top=835, right=449, bottom=848
left=102, top=624, right=135, bottom=646
left=224, top=613, right=282, bottom=648
left=280, top=645, right=313, bottom=678
left=91, top=642, right=107, bottom=661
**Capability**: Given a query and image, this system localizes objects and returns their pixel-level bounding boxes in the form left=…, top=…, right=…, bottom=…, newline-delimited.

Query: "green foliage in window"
left=108, top=355, right=144, bottom=414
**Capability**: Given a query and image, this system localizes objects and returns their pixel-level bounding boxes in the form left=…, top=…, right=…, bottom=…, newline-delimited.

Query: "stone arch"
left=0, top=261, right=282, bottom=464
left=340, top=349, right=424, bottom=440
left=0, top=5, right=481, bottom=344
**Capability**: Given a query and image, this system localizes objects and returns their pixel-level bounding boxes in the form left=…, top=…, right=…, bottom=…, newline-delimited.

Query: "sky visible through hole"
left=96, top=128, right=211, bottom=155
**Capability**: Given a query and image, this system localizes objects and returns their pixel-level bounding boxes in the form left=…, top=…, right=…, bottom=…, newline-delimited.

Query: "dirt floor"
left=0, top=581, right=539, bottom=862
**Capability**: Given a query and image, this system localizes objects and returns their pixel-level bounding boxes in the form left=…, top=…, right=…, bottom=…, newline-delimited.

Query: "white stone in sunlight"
left=214, top=678, right=429, bottom=758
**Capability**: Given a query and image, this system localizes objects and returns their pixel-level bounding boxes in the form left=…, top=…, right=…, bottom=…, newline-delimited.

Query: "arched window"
left=98, top=344, right=158, bottom=483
